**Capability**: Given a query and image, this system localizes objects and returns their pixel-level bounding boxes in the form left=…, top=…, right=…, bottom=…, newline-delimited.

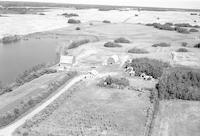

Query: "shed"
left=107, top=55, right=119, bottom=65
left=58, top=55, right=75, bottom=70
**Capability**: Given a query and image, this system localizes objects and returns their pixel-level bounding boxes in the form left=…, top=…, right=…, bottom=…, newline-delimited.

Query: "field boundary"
left=143, top=89, right=159, bottom=136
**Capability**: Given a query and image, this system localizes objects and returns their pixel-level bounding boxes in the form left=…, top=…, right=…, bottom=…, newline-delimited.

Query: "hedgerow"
left=68, top=39, right=90, bottom=49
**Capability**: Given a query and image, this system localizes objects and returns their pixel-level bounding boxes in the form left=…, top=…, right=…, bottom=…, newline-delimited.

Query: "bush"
left=68, top=39, right=90, bottom=49
left=39, top=13, right=45, bottom=15
left=125, top=58, right=170, bottom=79
left=104, top=42, right=122, bottom=47
left=174, top=23, right=192, bottom=27
left=165, top=22, right=173, bottom=26
left=193, top=25, right=200, bottom=28
left=182, top=42, right=188, bottom=47
left=190, top=13, right=197, bottom=15
left=2, top=35, right=20, bottom=44
left=68, top=19, right=81, bottom=24
left=102, top=20, right=111, bottom=23
left=62, top=13, right=79, bottom=18
left=194, top=43, right=200, bottom=48
left=114, top=37, right=131, bottom=43
left=98, top=76, right=129, bottom=89
left=176, top=48, right=188, bottom=52
left=149, top=23, right=175, bottom=31
left=152, top=42, right=171, bottom=47
left=128, top=48, right=149, bottom=54
left=189, top=29, right=199, bottom=32
left=99, top=8, right=114, bottom=11
left=75, top=27, right=81, bottom=30
left=175, top=27, right=189, bottom=34
left=156, top=67, right=200, bottom=101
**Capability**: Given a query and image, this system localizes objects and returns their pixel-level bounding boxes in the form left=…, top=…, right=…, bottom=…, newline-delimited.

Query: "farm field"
left=17, top=74, right=154, bottom=136
left=151, top=100, right=200, bottom=136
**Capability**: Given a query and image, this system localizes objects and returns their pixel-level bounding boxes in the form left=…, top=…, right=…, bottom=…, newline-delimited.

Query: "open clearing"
left=151, top=100, right=200, bottom=136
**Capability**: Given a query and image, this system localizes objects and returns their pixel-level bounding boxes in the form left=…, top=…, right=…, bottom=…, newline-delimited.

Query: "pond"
left=0, top=38, right=60, bottom=84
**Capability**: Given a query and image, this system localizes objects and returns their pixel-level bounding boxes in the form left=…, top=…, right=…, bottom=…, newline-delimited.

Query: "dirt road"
left=0, top=74, right=89, bottom=136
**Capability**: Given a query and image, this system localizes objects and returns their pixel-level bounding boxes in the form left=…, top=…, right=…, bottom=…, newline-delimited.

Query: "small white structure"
left=106, top=55, right=120, bottom=65
left=58, top=55, right=75, bottom=71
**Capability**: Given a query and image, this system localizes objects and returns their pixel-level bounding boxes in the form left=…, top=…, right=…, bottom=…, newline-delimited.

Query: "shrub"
left=68, top=39, right=90, bottom=49
left=193, top=25, right=200, bottom=28
left=104, top=42, right=122, bottom=47
left=174, top=23, right=192, bottom=27
left=2, top=35, right=20, bottom=44
left=98, top=8, right=114, bottom=11
left=125, top=58, right=170, bottom=79
left=189, top=29, right=199, bottom=32
left=175, top=27, right=189, bottom=34
left=152, top=42, right=171, bottom=47
left=194, top=43, right=200, bottom=48
left=165, top=22, right=173, bottom=26
left=114, top=37, right=131, bottom=43
left=68, top=19, right=81, bottom=24
left=156, top=67, right=200, bottom=101
left=190, top=13, right=197, bottom=15
left=39, top=13, right=45, bottom=15
left=62, top=13, right=79, bottom=17
left=150, top=23, right=175, bottom=31
left=98, top=76, right=129, bottom=89
left=102, top=20, right=111, bottom=23
left=176, top=48, right=188, bottom=52
left=75, top=27, right=80, bottom=30
left=128, top=48, right=149, bottom=54
left=182, top=42, right=188, bottom=47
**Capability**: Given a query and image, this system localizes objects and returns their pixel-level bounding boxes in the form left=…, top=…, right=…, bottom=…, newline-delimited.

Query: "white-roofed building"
left=106, top=55, right=120, bottom=65
left=58, top=55, right=75, bottom=71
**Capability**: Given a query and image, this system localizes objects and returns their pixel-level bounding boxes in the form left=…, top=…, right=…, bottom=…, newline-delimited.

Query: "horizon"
left=2, top=0, right=200, bottom=9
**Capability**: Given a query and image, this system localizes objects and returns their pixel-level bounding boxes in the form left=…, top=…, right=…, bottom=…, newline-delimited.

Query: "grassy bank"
left=0, top=71, right=77, bottom=128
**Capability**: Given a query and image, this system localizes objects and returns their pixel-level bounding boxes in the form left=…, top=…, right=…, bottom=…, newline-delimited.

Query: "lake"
left=0, top=38, right=60, bottom=84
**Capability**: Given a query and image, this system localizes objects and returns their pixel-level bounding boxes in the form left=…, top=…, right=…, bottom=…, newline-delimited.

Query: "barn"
left=58, top=55, right=75, bottom=71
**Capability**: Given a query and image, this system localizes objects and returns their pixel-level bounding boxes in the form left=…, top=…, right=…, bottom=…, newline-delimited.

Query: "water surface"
left=0, top=38, right=60, bottom=84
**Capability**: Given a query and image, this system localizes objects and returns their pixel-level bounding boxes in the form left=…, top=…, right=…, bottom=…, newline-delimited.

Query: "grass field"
left=151, top=100, right=200, bottom=136
left=16, top=74, right=153, bottom=136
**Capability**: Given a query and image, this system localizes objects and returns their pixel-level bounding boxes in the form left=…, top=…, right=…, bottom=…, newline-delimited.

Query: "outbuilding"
left=58, top=55, right=75, bottom=71
left=106, top=55, right=120, bottom=65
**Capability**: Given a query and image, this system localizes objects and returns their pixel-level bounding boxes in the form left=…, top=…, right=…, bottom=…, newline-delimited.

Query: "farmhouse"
left=58, top=55, right=75, bottom=71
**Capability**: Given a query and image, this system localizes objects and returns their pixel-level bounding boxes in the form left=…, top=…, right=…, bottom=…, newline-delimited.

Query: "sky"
left=3, top=0, right=200, bottom=9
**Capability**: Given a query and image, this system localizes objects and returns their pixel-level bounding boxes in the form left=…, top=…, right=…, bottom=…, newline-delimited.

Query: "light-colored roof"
left=60, top=55, right=74, bottom=64
left=108, top=55, right=119, bottom=62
